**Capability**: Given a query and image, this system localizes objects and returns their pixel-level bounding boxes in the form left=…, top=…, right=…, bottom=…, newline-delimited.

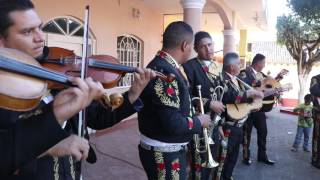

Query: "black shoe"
left=242, top=158, right=252, bottom=166
left=258, top=158, right=275, bottom=165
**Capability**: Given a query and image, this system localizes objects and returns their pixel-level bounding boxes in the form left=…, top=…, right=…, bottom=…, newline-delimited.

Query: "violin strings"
left=0, top=56, right=70, bottom=85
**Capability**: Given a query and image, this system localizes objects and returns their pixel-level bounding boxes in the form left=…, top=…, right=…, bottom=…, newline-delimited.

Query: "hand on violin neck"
left=84, top=77, right=105, bottom=102
left=53, top=77, right=103, bottom=123
left=128, top=68, right=156, bottom=104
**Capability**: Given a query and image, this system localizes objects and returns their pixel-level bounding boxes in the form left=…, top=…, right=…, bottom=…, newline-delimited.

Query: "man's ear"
left=181, top=41, right=189, bottom=52
left=229, top=64, right=235, bottom=73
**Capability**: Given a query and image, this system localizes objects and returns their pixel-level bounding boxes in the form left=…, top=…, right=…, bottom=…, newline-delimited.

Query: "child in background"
left=292, top=94, right=314, bottom=152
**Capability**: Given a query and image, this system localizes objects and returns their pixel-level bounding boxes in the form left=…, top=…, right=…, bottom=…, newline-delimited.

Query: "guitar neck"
left=263, top=86, right=290, bottom=97
left=263, top=89, right=278, bottom=97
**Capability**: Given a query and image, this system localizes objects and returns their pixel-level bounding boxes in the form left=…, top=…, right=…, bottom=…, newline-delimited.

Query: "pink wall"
left=33, top=0, right=163, bottom=66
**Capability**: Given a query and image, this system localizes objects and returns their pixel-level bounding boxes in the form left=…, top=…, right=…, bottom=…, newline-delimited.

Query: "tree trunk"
left=298, top=74, right=309, bottom=103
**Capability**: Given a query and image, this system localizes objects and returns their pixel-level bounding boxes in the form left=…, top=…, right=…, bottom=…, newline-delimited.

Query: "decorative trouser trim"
left=171, top=159, right=181, bottom=179
left=139, top=145, right=187, bottom=180
left=215, top=129, right=231, bottom=180
left=242, top=123, right=249, bottom=160
left=53, top=157, right=59, bottom=180
left=69, top=156, right=76, bottom=180
left=194, top=148, right=202, bottom=180
left=155, top=151, right=166, bottom=180
left=188, top=138, right=202, bottom=180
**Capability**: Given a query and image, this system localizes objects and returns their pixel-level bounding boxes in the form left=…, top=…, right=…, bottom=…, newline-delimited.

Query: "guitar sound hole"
left=265, top=84, right=273, bottom=88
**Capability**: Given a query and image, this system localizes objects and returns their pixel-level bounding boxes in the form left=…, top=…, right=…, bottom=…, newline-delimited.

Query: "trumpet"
left=193, top=85, right=219, bottom=168
left=207, top=82, right=228, bottom=141
left=234, top=76, right=253, bottom=90
left=210, top=76, right=228, bottom=125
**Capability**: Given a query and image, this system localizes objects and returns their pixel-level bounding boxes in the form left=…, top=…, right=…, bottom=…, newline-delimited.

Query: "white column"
left=180, top=0, right=206, bottom=33
left=223, top=28, right=236, bottom=55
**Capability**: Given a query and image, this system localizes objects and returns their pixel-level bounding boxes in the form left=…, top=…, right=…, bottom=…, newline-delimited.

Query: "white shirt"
left=251, top=67, right=257, bottom=75
left=203, top=60, right=212, bottom=67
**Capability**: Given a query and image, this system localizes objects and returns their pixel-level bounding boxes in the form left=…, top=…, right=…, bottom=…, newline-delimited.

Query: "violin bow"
left=78, top=5, right=90, bottom=138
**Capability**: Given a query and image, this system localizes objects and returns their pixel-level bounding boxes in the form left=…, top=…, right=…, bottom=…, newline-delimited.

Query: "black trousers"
left=221, top=124, right=243, bottom=180
left=139, top=145, right=187, bottom=180
left=312, top=114, right=320, bottom=168
left=189, top=127, right=220, bottom=180
left=242, top=111, right=268, bottom=160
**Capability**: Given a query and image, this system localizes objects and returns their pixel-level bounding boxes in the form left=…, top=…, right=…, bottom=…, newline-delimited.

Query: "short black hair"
left=163, top=21, right=194, bottom=49
left=0, top=0, right=34, bottom=37
left=304, top=94, right=313, bottom=103
left=223, top=52, right=239, bottom=71
left=194, top=31, right=211, bottom=48
left=252, top=53, right=265, bottom=65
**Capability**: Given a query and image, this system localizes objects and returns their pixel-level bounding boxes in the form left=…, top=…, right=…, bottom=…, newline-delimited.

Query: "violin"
left=40, top=47, right=175, bottom=89
left=0, top=47, right=175, bottom=111
left=0, top=48, right=51, bottom=111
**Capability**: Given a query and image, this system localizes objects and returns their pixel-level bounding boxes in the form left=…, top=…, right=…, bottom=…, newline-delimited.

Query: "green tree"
left=276, top=0, right=320, bottom=102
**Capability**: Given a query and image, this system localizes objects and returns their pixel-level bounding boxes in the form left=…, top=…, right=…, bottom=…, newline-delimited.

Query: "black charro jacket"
left=138, top=51, right=202, bottom=143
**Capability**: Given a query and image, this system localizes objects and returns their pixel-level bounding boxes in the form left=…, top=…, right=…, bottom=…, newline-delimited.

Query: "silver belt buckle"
left=162, top=145, right=180, bottom=152
left=140, top=142, right=185, bottom=152
left=156, top=145, right=182, bottom=152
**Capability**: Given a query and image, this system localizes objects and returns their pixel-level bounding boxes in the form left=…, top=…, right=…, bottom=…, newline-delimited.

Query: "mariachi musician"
left=0, top=0, right=156, bottom=179
left=239, top=53, right=280, bottom=166
left=137, top=21, right=211, bottom=180
left=310, top=74, right=320, bottom=169
left=220, top=52, right=263, bottom=180
left=183, top=31, right=225, bottom=180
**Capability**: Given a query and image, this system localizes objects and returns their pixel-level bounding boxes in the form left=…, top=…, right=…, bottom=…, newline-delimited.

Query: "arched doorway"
left=42, top=16, right=96, bottom=56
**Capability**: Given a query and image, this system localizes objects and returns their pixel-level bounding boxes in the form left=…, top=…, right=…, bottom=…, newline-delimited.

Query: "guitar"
left=226, top=98, right=262, bottom=121
left=274, top=69, right=289, bottom=81
left=257, top=71, right=291, bottom=111
left=226, top=83, right=292, bottom=121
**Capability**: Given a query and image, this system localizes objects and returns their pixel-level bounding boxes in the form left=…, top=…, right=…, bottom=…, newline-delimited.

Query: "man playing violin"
left=220, top=52, right=263, bottom=180
left=310, top=74, right=320, bottom=169
left=239, top=53, right=276, bottom=165
left=0, top=0, right=156, bottom=179
left=183, top=31, right=225, bottom=180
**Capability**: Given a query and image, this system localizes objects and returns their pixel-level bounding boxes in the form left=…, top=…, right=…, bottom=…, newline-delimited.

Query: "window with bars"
left=117, top=35, right=142, bottom=86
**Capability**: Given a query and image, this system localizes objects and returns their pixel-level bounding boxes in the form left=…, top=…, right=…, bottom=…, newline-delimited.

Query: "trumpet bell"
left=208, top=137, right=214, bottom=145
left=202, top=157, right=219, bottom=168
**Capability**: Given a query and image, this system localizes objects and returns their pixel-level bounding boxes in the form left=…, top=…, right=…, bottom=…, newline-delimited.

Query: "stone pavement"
left=82, top=108, right=320, bottom=180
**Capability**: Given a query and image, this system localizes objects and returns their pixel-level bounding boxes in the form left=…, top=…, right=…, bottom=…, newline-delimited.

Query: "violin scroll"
left=99, top=92, right=124, bottom=110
